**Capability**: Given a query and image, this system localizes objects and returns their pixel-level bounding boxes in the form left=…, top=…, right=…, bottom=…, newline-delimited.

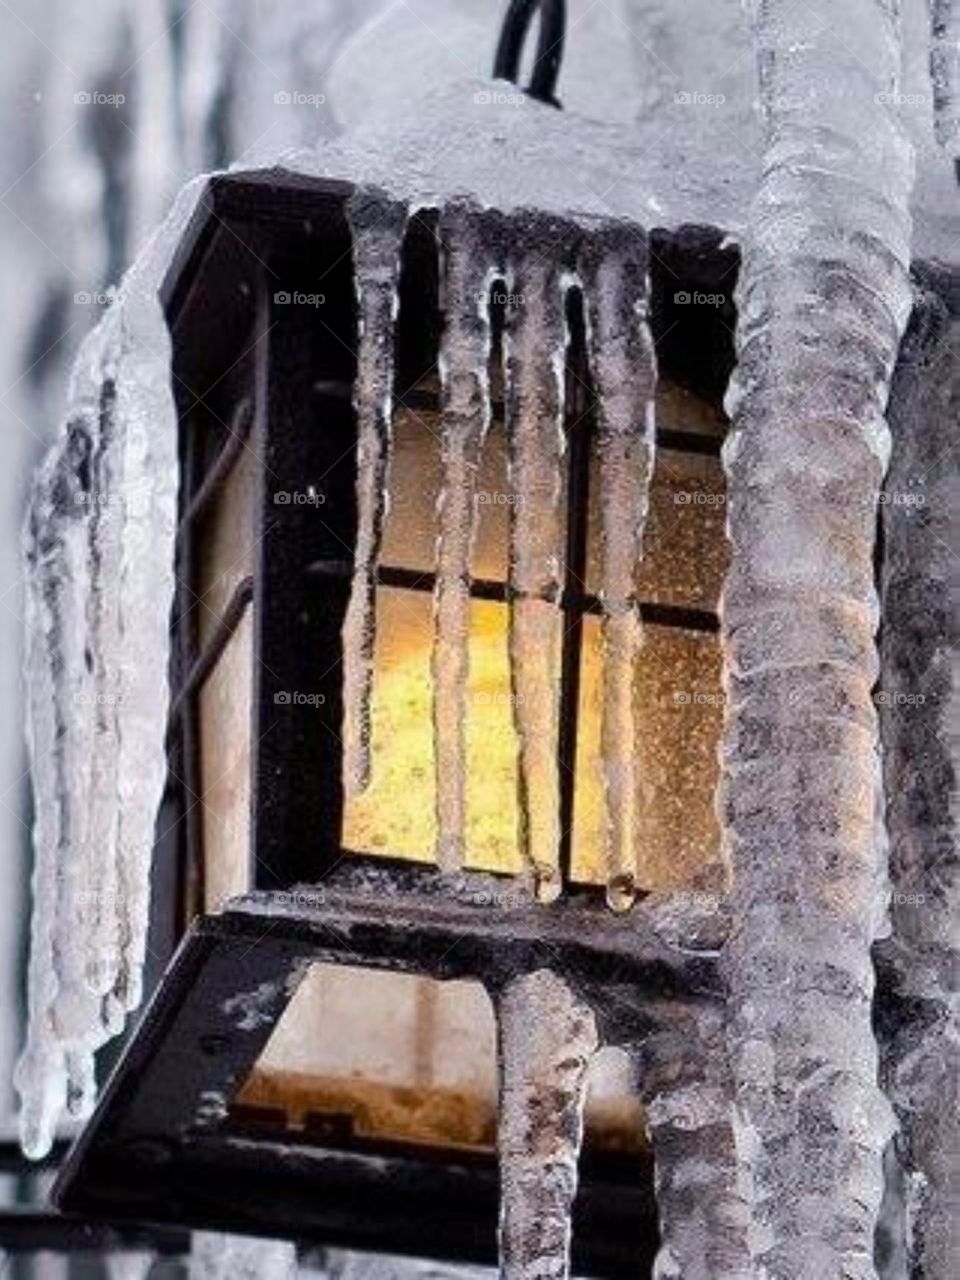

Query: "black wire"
left=493, top=0, right=566, bottom=108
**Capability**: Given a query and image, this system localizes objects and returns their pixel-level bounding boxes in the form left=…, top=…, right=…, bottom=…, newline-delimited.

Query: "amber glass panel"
left=341, top=589, right=523, bottom=873
left=379, top=402, right=511, bottom=581
left=571, top=618, right=723, bottom=890
left=194, top=433, right=257, bottom=910
left=195, top=439, right=258, bottom=647
left=237, top=966, right=499, bottom=1150
left=200, top=609, right=253, bottom=910
left=236, top=963, right=647, bottom=1154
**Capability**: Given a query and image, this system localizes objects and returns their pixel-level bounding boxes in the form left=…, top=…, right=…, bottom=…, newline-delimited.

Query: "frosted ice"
left=579, top=229, right=656, bottom=914
left=497, top=970, right=597, bottom=1280
left=16, top=178, right=208, bottom=1159
left=189, top=1232, right=299, bottom=1279
left=432, top=204, right=500, bottom=873
left=105, top=1253, right=156, bottom=1280
left=341, top=193, right=407, bottom=799
left=502, top=223, right=569, bottom=903
left=722, top=0, right=915, bottom=1274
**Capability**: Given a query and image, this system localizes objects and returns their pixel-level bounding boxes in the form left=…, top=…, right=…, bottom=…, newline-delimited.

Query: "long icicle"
left=579, top=227, right=656, bottom=913
left=432, top=203, right=500, bottom=873
left=17, top=177, right=206, bottom=1157
left=342, top=193, right=408, bottom=798
left=503, top=218, right=568, bottom=903
left=497, top=969, right=598, bottom=1280
left=16, top=328, right=108, bottom=1158
left=878, top=285, right=960, bottom=1278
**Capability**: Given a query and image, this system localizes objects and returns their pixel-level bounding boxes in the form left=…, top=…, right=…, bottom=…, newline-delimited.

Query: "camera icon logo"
left=273, top=491, right=291, bottom=505
left=74, top=91, right=92, bottom=105
left=674, top=291, right=691, bottom=305
left=274, top=691, right=292, bottom=705
left=274, top=91, right=292, bottom=105
left=274, top=291, right=291, bottom=305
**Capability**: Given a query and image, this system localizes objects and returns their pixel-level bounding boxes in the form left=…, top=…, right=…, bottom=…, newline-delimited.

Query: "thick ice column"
left=496, top=970, right=597, bottom=1280
left=723, top=2, right=915, bottom=1275
left=502, top=219, right=569, bottom=902
left=878, top=281, right=959, bottom=1279
left=578, top=226, right=656, bottom=913
left=342, top=193, right=408, bottom=798
left=432, top=203, right=499, bottom=873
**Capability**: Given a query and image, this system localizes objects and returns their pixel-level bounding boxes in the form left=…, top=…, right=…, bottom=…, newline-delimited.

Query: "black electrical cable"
left=493, top=0, right=566, bottom=108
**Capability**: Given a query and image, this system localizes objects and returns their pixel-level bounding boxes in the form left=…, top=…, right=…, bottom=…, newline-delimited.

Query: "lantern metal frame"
left=53, top=170, right=739, bottom=1275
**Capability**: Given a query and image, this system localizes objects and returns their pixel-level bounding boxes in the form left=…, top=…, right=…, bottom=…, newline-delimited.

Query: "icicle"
left=432, top=203, right=499, bottom=872
left=503, top=220, right=568, bottom=903
left=930, top=0, right=960, bottom=149
left=189, top=1232, right=299, bottom=1280
left=877, top=286, right=960, bottom=1279
left=15, top=327, right=109, bottom=1158
left=579, top=229, right=656, bottom=914
left=723, top=2, right=914, bottom=1275
left=341, top=193, right=408, bottom=799
left=496, top=970, right=597, bottom=1280
left=640, top=1005, right=752, bottom=1280
left=105, top=1252, right=156, bottom=1280
left=17, top=178, right=206, bottom=1158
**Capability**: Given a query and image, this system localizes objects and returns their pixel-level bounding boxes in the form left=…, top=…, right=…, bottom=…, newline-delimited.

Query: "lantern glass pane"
left=341, top=588, right=523, bottom=874
left=571, top=619, right=724, bottom=889
left=379, top=399, right=511, bottom=581
left=195, top=439, right=258, bottom=646
left=200, top=609, right=254, bottom=911
left=236, top=964, right=499, bottom=1150
left=235, top=963, right=647, bottom=1155
left=585, top=386, right=728, bottom=607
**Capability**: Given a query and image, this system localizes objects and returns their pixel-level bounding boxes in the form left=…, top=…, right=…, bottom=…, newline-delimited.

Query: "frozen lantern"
left=181, top=189, right=729, bottom=917
left=51, top=168, right=734, bottom=1272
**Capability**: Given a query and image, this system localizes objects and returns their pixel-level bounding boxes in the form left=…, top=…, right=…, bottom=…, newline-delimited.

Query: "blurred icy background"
left=0, top=0, right=954, bottom=1145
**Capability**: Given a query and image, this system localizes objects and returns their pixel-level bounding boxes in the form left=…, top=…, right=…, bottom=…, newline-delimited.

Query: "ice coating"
left=579, top=228, right=657, bottom=914
left=16, top=178, right=206, bottom=1159
left=341, top=193, right=408, bottom=799
left=722, top=0, right=914, bottom=1274
left=640, top=1004, right=752, bottom=1279
left=930, top=0, right=960, bottom=148
left=878, top=281, right=960, bottom=1277
left=189, top=1233, right=299, bottom=1279
left=105, top=1252, right=156, bottom=1280
left=496, top=970, right=598, bottom=1280
left=432, top=204, right=501, bottom=872
left=503, top=220, right=569, bottom=903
